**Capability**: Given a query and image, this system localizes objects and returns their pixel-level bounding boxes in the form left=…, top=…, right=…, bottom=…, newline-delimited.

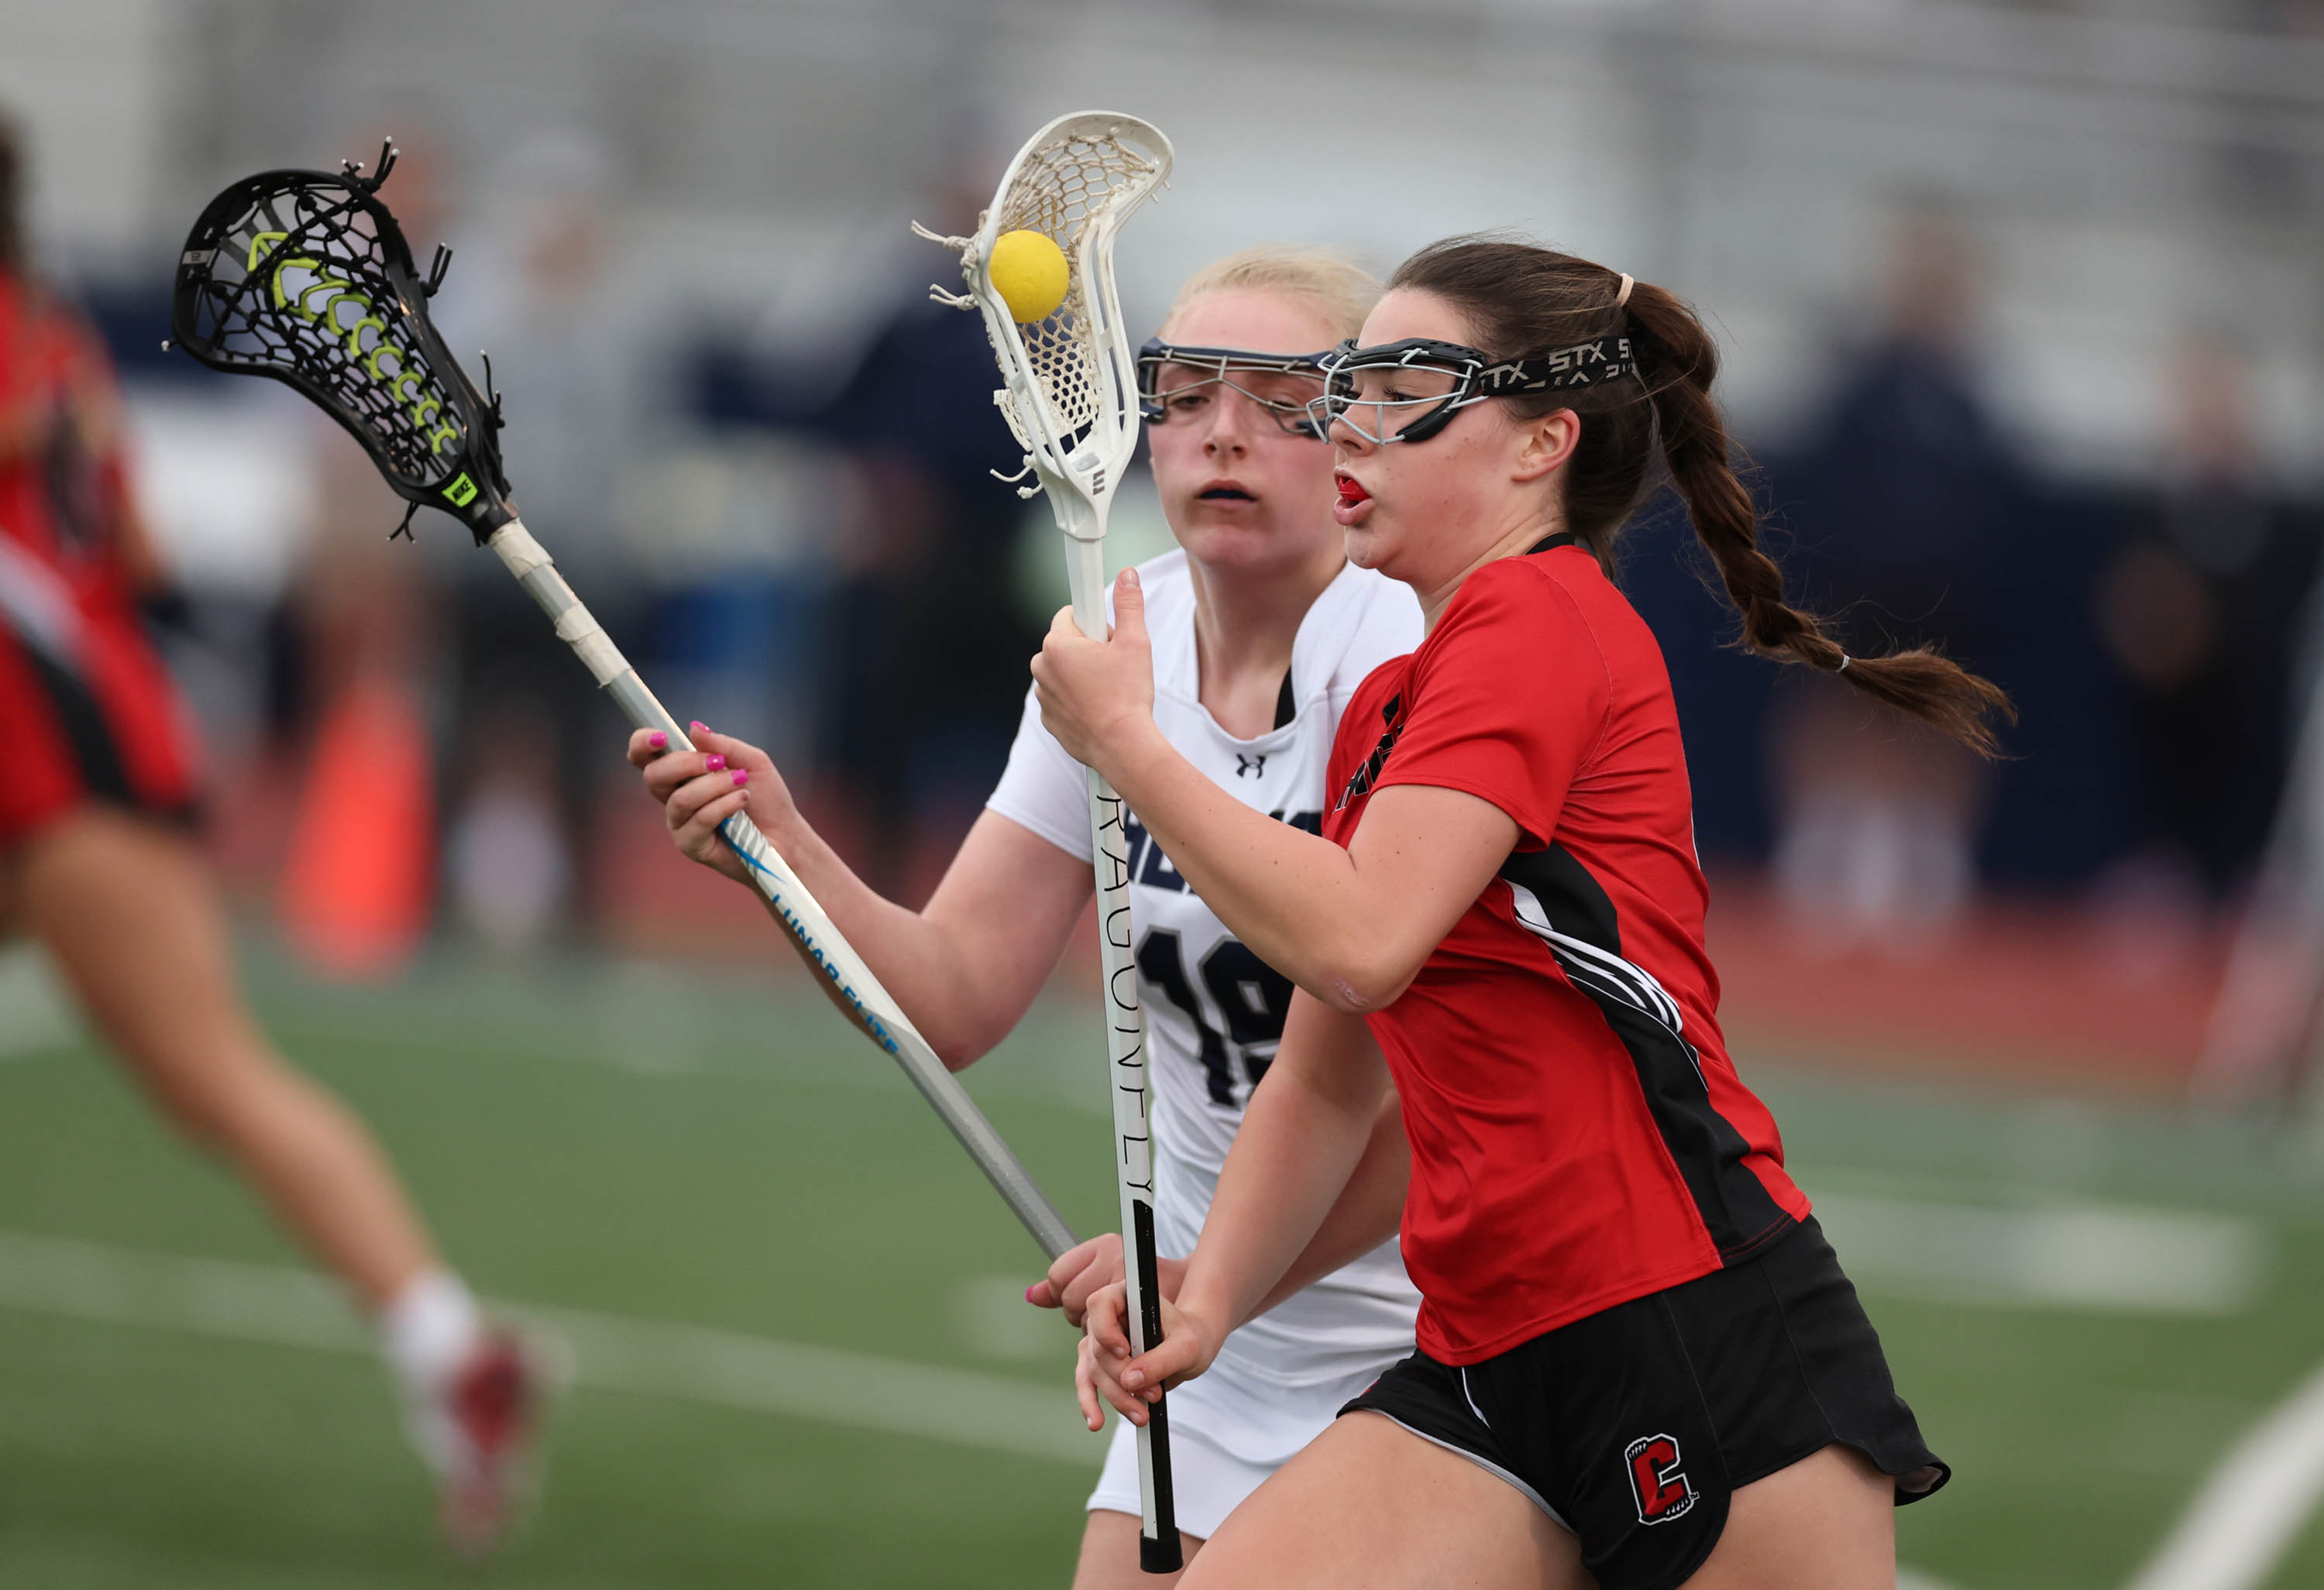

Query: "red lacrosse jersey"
left=1324, top=538, right=1808, bottom=1365
left=0, top=270, right=200, bottom=844
left=0, top=270, right=141, bottom=598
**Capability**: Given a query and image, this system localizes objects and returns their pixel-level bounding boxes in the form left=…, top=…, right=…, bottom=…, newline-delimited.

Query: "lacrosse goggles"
left=1136, top=338, right=1336, bottom=440
left=1309, top=333, right=1639, bottom=445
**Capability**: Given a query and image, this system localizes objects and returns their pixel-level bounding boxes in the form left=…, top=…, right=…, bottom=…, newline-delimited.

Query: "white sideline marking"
left=1813, top=1194, right=2264, bottom=1317
left=1899, top=1573, right=1968, bottom=1590
left=2121, top=1358, right=2324, bottom=1590
left=0, top=944, right=81, bottom=1059
left=0, top=1231, right=1096, bottom=1466
left=954, top=1272, right=1071, bottom=1363
left=0, top=1236, right=1995, bottom=1585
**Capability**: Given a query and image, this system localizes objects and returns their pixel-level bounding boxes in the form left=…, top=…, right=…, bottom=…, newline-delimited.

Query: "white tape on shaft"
left=489, top=520, right=554, bottom=578
left=553, top=606, right=627, bottom=685
left=490, top=523, right=627, bottom=685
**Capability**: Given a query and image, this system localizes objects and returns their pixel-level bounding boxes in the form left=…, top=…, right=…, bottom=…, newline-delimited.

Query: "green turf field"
left=3, top=939, right=2322, bottom=1588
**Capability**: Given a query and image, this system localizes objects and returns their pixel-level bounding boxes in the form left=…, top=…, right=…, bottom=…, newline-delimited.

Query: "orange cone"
left=278, top=674, right=435, bottom=979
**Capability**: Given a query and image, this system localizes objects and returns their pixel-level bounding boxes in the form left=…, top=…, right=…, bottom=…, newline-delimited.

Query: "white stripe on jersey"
left=1505, top=879, right=1703, bottom=1085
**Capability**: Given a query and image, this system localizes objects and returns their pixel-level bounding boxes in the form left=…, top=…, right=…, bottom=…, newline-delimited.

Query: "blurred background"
left=2, top=0, right=2322, bottom=1586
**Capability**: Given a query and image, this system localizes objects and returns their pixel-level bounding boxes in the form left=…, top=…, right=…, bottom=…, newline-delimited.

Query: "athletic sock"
left=378, top=1268, right=483, bottom=1400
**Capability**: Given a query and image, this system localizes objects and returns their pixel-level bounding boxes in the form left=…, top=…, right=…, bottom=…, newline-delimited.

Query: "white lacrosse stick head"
left=929, top=112, right=1173, bottom=538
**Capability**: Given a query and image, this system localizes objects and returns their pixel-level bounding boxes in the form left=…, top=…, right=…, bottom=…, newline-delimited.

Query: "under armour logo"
left=1235, top=754, right=1267, bottom=778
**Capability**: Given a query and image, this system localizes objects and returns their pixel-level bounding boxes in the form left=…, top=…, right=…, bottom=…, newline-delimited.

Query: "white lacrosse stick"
left=919, top=110, right=1180, bottom=1573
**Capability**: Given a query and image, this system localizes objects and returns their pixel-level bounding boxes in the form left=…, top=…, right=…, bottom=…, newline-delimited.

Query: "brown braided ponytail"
left=1391, top=238, right=2012, bottom=756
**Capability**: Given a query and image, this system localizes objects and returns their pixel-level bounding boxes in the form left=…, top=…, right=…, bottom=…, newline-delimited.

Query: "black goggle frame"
left=1313, top=333, right=1638, bottom=445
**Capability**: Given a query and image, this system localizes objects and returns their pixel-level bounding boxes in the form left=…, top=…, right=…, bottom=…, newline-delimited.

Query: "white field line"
left=1813, top=1194, right=2264, bottom=1317
left=0, top=1231, right=1097, bottom=1467
left=0, top=944, right=81, bottom=1059
left=0, top=1234, right=1988, bottom=1586
left=2121, top=1358, right=2324, bottom=1590
left=1899, top=1573, right=1968, bottom=1590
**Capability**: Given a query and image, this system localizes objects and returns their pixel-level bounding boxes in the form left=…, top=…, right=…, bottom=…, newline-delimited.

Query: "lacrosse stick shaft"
left=483, top=520, right=1078, bottom=1261
left=1061, top=521, right=1179, bottom=1568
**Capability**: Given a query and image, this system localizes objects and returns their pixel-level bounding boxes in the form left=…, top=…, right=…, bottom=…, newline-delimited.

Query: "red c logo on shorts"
left=1624, top=1434, right=1698, bottom=1525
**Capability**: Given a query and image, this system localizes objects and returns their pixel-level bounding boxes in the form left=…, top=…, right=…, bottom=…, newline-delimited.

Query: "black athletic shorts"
left=1339, top=1217, right=1946, bottom=1590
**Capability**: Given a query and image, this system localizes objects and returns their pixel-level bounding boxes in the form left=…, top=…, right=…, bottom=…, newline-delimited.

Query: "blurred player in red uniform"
left=0, top=114, right=539, bottom=1550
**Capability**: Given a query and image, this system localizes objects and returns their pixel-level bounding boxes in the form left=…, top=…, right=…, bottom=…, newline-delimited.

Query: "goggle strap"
left=1322, top=334, right=1638, bottom=392
left=1470, top=336, right=1637, bottom=393
left=1315, top=334, right=1642, bottom=444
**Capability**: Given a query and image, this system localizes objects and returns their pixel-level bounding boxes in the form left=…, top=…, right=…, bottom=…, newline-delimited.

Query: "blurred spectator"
left=2199, top=686, right=2324, bottom=1111
left=695, top=174, right=1038, bottom=901
left=2096, top=334, right=2317, bottom=904
left=426, top=130, right=651, bottom=950
left=2283, top=1, right=2324, bottom=36
left=2182, top=342, right=2324, bottom=1108
left=1766, top=208, right=2023, bottom=953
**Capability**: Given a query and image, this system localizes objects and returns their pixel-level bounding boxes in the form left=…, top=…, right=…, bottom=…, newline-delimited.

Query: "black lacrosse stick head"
left=169, top=145, right=516, bottom=541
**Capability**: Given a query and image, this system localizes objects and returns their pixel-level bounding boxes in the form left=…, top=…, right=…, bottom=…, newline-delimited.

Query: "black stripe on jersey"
left=1333, top=692, right=1404, bottom=812
left=22, top=640, right=135, bottom=806
left=1274, top=668, right=1297, bottom=730
left=1498, top=844, right=1796, bottom=1265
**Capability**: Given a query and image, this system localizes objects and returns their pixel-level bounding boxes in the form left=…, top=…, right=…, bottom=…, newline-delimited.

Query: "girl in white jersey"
left=629, top=248, right=1425, bottom=1584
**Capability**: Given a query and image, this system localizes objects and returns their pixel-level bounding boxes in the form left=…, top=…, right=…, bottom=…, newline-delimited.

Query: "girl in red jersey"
left=0, top=116, right=539, bottom=1550
left=1034, top=238, right=2008, bottom=1590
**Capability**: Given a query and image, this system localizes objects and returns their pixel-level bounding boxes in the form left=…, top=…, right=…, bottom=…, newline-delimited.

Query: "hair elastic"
left=1835, top=653, right=1853, bottom=674
left=1614, top=273, right=1635, bottom=309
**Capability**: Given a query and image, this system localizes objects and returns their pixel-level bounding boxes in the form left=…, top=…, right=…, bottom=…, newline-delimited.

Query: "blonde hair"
left=1160, top=245, right=1380, bottom=343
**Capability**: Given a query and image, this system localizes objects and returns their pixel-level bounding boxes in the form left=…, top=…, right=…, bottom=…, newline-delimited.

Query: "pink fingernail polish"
left=1025, top=1284, right=1042, bottom=1303
left=648, top=731, right=667, bottom=750
left=704, top=754, right=726, bottom=773
left=732, top=769, right=750, bottom=787
left=689, top=720, right=706, bottom=734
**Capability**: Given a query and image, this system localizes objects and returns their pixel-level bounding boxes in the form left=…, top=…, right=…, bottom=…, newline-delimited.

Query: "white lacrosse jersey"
left=988, top=548, right=1425, bottom=1385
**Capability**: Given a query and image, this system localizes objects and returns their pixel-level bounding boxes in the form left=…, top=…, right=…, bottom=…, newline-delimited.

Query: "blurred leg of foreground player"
left=0, top=107, right=540, bottom=1551
left=2, top=809, right=539, bottom=1549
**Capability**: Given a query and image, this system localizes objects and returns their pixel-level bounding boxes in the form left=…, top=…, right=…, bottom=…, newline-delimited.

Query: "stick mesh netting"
left=180, top=181, right=470, bottom=494
left=988, top=130, right=1160, bottom=450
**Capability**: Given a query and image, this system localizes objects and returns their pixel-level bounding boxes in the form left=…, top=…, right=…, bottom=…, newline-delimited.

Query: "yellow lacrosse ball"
left=988, top=229, right=1070, bottom=323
